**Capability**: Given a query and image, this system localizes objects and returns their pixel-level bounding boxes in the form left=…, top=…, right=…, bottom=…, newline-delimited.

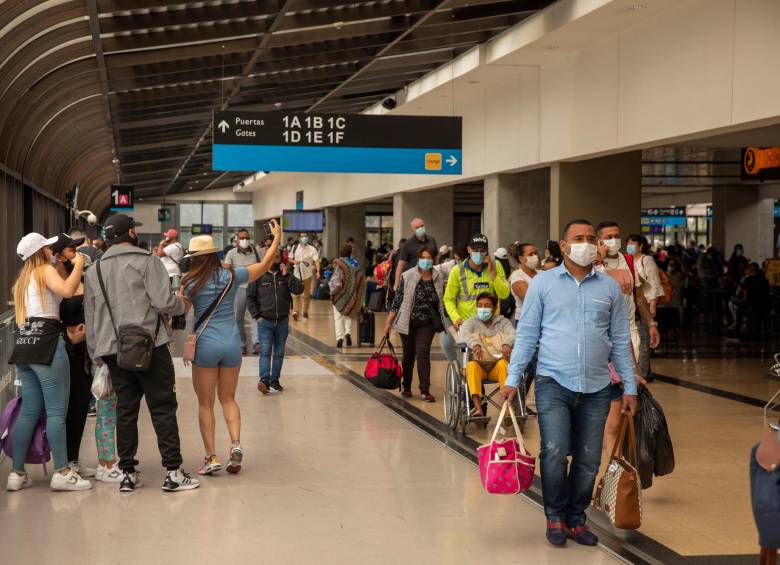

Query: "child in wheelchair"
left=458, top=293, right=516, bottom=418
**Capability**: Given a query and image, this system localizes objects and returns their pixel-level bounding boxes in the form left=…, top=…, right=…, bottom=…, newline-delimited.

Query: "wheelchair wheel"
left=444, top=362, right=461, bottom=430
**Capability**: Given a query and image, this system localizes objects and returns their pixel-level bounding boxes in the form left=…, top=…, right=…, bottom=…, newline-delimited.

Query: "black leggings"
left=400, top=320, right=435, bottom=393
left=65, top=341, right=92, bottom=463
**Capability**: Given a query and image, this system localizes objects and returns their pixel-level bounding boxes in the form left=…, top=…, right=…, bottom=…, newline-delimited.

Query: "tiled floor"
left=0, top=356, right=620, bottom=565
left=287, top=301, right=776, bottom=560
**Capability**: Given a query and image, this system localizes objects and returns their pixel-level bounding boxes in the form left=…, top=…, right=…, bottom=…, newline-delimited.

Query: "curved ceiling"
left=0, top=0, right=553, bottom=216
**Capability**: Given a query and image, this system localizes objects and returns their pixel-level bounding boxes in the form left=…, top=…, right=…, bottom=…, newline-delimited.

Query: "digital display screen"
left=282, top=210, right=324, bottom=233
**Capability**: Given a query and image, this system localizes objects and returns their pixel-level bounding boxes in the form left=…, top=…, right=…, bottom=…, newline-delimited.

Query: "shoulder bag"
left=594, top=413, right=643, bottom=529
left=96, top=258, right=161, bottom=371
left=182, top=271, right=234, bottom=366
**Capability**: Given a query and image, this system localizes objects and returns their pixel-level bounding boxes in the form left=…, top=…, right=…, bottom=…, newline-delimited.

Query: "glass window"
left=381, top=215, right=394, bottom=229
left=203, top=203, right=224, bottom=226
left=227, top=203, right=253, bottom=227
left=697, top=217, right=708, bottom=232
left=686, top=217, right=697, bottom=232
left=180, top=203, right=201, bottom=226
left=365, top=215, right=380, bottom=229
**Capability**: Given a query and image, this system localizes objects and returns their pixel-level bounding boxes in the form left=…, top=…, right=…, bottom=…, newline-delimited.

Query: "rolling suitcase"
left=359, top=311, right=375, bottom=346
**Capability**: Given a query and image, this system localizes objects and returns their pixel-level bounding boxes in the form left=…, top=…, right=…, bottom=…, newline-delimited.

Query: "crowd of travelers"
left=4, top=210, right=776, bottom=551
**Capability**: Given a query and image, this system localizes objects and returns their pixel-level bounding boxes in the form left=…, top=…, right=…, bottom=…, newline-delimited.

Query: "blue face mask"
left=626, top=243, right=638, bottom=255
left=470, top=252, right=485, bottom=265
left=476, top=307, right=493, bottom=322
left=415, top=226, right=426, bottom=238
left=418, top=258, right=433, bottom=271
left=300, top=237, right=309, bottom=245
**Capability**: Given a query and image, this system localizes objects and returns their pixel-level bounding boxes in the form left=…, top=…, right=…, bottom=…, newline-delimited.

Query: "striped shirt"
left=224, top=246, right=260, bottom=288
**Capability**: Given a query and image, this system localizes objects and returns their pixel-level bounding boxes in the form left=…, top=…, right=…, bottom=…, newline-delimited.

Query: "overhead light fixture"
left=274, top=102, right=282, bottom=108
left=333, top=21, right=345, bottom=29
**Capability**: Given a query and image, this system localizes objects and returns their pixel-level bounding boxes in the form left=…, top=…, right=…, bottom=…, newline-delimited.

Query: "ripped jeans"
left=535, top=375, right=613, bottom=528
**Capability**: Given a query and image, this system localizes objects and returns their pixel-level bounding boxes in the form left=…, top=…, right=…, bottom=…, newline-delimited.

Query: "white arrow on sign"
left=446, top=155, right=458, bottom=167
left=218, top=120, right=230, bottom=133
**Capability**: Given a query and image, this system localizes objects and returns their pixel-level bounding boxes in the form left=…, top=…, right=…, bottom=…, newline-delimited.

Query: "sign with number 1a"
left=110, top=185, right=134, bottom=212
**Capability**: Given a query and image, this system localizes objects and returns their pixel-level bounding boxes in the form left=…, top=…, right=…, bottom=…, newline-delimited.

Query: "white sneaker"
left=51, top=469, right=93, bottom=491
left=96, top=464, right=124, bottom=484
left=69, top=461, right=97, bottom=478
left=6, top=471, right=33, bottom=491
left=162, top=469, right=200, bottom=492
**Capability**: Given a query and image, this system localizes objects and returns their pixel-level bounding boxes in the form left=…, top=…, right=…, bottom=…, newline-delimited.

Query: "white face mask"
left=525, top=254, right=539, bottom=270
left=567, top=242, right=597, bottom=267
left=604, top=238, right=621, bottom=255
left=238, top=238, right=250, bottom=249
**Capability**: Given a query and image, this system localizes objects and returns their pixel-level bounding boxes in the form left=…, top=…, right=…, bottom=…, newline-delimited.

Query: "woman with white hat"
left=6, top=233, right=92, bottom=492
left=180, top=219, right=282, bottom=476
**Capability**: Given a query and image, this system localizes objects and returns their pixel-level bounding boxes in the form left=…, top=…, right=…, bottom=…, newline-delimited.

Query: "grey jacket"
left=392, top=266, right=449, bottom=335
left=84, top=244, right=185, bottom=359
left=458, top=315, right=516, bottom=352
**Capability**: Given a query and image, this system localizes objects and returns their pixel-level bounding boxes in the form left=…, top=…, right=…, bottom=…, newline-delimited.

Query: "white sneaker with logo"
left=69, top=461, right=97, bottom=478
left=51, top=469, right=93, bottom=491
left=96, top=464, right=124, bottom=483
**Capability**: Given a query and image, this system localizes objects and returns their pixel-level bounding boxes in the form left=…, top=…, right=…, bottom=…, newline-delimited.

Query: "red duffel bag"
left=365, top=337, right=402, bottom=390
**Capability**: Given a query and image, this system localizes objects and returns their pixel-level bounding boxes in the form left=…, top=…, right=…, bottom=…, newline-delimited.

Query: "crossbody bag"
left=182, top=271, right=234, bottom=365
left=96, top=259, right=161, bottom=371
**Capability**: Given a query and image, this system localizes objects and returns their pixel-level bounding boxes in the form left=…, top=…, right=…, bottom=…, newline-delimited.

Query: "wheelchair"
left=443, top=342, right=528, bottom=434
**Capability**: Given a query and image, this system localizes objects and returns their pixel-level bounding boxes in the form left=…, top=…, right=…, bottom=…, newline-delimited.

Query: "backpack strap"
left=253, top=246, right=260, bottom=262
left=622, top=253, right=636, bottom=281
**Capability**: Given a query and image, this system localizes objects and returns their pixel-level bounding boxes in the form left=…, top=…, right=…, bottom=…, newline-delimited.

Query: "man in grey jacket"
left=84, top=214, right=199, bottom=493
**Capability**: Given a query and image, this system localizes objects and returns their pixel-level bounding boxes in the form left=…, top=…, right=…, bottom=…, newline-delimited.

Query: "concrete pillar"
left=324, top=205, right=367, bottom=267
left=712, top=185, right=774, bottom=261
left=483, top=170, right=550, bottom=253
left=393, top=186, right=454, bottom=249
left=550, top=151, right=642, bottom=241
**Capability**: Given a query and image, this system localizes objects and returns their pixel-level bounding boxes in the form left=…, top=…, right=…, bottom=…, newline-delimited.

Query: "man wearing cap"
left=443, top=234, right=510, bottom=332
left=394, top=218, right=438, bottom=289
left=84, top=214, right=199, bottom=493
left=156, top=229, right=184, bottom=286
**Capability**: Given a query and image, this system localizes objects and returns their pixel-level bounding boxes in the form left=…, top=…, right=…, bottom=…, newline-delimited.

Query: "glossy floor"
left=287, top=301, right=776, bottom=560
left=0, top=357, right=620, bottom=565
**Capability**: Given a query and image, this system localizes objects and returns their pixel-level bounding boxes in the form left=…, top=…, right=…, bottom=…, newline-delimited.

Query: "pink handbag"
left=478, top=401, right=535, bottom=494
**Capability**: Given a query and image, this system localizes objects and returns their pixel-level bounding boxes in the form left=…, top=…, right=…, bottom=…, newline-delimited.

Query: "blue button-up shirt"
left=506, top=263, right=636, bottom=395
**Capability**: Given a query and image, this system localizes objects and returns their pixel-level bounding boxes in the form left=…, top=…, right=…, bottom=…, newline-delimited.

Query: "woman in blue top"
left=181, top=220, right=281, bottom=476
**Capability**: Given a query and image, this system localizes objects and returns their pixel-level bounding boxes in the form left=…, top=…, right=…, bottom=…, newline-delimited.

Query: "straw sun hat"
left=186, top=235, right=220, bottom=257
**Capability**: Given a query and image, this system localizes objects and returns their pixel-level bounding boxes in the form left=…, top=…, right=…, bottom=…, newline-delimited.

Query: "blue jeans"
left=535, top=375, right=613, bottom=527
left=13, top=337, right=70, bottom=471
left=257, top=318, right=289, bottom=384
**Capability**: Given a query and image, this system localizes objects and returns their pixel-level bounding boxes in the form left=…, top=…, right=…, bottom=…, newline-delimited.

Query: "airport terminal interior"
left=1, top=0, right=780, bottom=564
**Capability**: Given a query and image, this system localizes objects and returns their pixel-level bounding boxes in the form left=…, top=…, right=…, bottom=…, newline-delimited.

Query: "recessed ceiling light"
left=468, top=80, right=480, bottom=84
left=546, top=45, right=559, bottom=50
left=631, top=3, right=647, bottom=9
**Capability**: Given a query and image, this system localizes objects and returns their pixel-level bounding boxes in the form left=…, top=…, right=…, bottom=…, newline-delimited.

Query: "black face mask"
left=271, top=262, right=281, bottom=272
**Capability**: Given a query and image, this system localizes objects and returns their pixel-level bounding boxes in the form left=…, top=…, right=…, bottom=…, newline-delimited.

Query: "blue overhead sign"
left=212, top=110, right=462, bottom=175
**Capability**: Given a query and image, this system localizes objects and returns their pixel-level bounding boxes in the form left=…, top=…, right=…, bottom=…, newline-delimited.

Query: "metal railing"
left=0, top=309, right=18, bottom=413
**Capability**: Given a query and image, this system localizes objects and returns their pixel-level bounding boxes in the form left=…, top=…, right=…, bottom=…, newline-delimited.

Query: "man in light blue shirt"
left=499, top=219, right=637, bottom=548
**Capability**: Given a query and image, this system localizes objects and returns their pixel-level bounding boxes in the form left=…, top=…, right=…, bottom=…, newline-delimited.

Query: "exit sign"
left=110, top=185, right=134, bottom=211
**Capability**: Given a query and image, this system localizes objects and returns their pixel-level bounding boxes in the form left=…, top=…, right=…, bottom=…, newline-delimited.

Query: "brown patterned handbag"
left=594, top=414, right=643, bottom=530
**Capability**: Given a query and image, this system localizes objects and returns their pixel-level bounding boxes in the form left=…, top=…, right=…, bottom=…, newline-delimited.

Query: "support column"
left=483, top=170, right=550, bottom=253
left=323, top=207, right=340, bottom=260
left=336, top=204, right=367, bottom=269
left=550, top=151, right=642, bottom=240
left=712, top=185, right=774, bottom=261
left=393, top=186, right=454, bottom=249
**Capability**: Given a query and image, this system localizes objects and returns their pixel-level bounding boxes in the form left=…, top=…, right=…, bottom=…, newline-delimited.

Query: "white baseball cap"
left=494, top=247, right=508, bottom=259
left=17, top=233, right=58, bottom=261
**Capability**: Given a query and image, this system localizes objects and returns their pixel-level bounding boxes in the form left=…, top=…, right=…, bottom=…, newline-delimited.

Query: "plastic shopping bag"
left=91, top=364, right=113, bottom=400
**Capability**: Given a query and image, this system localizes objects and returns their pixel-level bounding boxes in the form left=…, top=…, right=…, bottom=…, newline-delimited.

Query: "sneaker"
left=197, top=455, right=222, bottom=476
left=567, top=525, right=599, bottom=546
left=6, top=471, right=33, bottom=491
left=119, top=471, right=141, bottom=492
left=50, top=469, right=92, bottom=491
left=422, top=392, right=436, bottom=403
left=401, top=389, right=413, bottom=398
left=257, top=380, right=270, bottom=394
left=270, top=381, right=284, bottom=392
left=303, top=313, right=309, bottom=320
left=69, top=461, right=96, bottom=478
left=162, top=469, right=200, bottom=492
left=546, top=520, right=568, bottom=547
left=241, top=346, right=248, bottom=355
left=226, top=445, right=243, bottom=474
left=336, top=339, right=344, bottom=348
left=87, top=404, right=97, bottom=418
left=293, top=312, right=299, bottom=321
left=345, top=334, right=352, bottom=347
left=96, top=464, right=124, bottom=483
left=252, top=343, right=261, bottom=355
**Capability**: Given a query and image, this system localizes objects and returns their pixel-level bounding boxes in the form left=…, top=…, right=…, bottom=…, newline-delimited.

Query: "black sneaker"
left=162, top=469, right=200, bottom=492
left=270, top=381, right=284, bottom=392
left=87, top=404, right=97, bottom=418
left=257, top=380, right=270, bottom=394
left=345, top=334, right=352, bottom=347
left=119, top=472, right=140, bottom=492
left=303, top=313, right=309, bottom=320
left=336, top=339, right=344, bottom=348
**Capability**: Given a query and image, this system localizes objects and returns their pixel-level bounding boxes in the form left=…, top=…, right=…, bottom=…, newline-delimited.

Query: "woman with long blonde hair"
left=6, top=233, right=91, bottom=492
